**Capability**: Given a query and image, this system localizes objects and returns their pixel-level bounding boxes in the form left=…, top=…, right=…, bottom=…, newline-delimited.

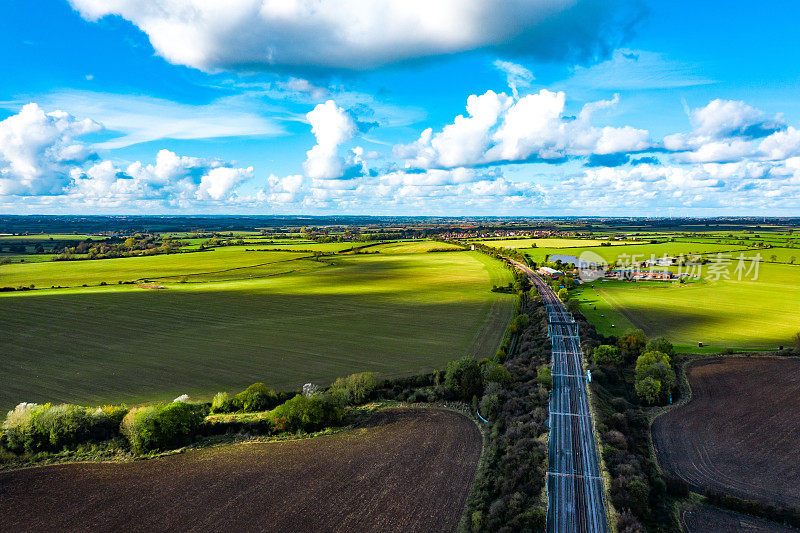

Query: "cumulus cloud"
left=303, top=100, right=356, bottom=179
left=395, top=89, right=650, bottom=169
left=67, top=149, right=253, bottom=205
left=68, top=0, right=643, bottom=71
left=664, top=99, right=785, bottom=162
left=0, top=103, right=101, bottom=195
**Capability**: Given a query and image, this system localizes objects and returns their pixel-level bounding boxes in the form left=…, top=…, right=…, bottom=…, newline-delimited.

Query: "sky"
left=1, top=0, right=800, bottom=216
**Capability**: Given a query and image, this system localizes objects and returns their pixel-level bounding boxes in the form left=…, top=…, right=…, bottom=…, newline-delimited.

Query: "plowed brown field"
left=682, top=504, right=796, bottom=532
left=0, top=408, right=481, bottom=533
left=652, top=357, right=800, bottom=508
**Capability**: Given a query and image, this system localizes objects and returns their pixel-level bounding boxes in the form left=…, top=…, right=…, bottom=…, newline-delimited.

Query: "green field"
left=573, top=262, right=800, bottom=352
left=0, top=248, right=318, bottom=288
left=0, top=249, right=514, bottom=412
left=522, top=241, right=754, bottom=265
left=471, top=238, right=623, bottom=249
left=369, top=240, right=463, bottom=254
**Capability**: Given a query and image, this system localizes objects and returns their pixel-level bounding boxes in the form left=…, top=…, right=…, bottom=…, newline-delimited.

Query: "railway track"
left=510, top=260, right=609, bottom=532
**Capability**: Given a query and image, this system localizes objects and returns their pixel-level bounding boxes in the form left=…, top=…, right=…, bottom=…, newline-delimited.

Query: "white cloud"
left=23, top=91, right=284, bottom=149
left=303, top=100, right=356, bottom=179
left=0, top=103, right=101, bottom=195
left=67, top=149, right=254, bottom=205
left=68, top=0, right=642, bottom=71
left=567, top=49, right=714, bottom=90
left=758, top=127, right=800, bottom=160
left=395, top=89, right=650, bottom=169
left=493, top=60, right=534, bottom=99
left=663, top=99, right=785, bottom=163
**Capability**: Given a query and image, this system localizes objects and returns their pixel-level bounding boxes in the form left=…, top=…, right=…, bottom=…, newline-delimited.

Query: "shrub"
left=210, top=392, right=234, bottom=414
left=233, top=383, right=280, bottom=412
left=121, top=402, right=203, bottom=453
left=445, top=356, right=483, bottom=401
left=2, top=402, right=129, bottom=454
left=267, top=394, right=342, bottom=433
left=329, top=372, right=379, bottom=405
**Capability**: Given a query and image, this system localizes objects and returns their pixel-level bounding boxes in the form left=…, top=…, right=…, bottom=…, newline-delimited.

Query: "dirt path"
left=0, top=408, right=481, bottom=533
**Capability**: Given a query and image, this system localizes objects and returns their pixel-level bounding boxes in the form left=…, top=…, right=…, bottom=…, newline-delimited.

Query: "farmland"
left=0, top=408, right=482, bottom=532
left=0, top=247, right=514, bottom=411
left=573, top=262, right=800, bottom=350
left=681, top=504, right=796, bottom=533
left=652, top=357, right=800, bottom=509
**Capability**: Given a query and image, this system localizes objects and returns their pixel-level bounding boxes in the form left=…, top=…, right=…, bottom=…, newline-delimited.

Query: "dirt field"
left=0, top=409, right=481, bottom=532
left=682, top=504, right=797, bottom=533
left=652, top=357, right=800, bottom=508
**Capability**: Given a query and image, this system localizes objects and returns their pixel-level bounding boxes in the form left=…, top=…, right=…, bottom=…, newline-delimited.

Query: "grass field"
left=0, top=250, right=513, bottom=412
left=523, top=242, right=754, bottom=265
left=0, top=248, right=317, bottom=288
left=573, top=262, right=800, bottom=351
left=472, top=238, right=624, bottom=249
left=369, top=240, right=463, bottom=254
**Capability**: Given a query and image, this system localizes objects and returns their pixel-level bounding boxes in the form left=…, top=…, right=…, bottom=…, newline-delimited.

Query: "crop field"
left=369, top=240, right=463, bottom=254
left=0, top=249, right=513, bottom=411
left=471, top=238, right=624, bottom=249
left=0, top=408, right=481, bottom=532
left=255, top=241, right=364, bottom=253
left=0, top=248, right=316, bottom=288
left=573, top=262, right=800, bottom=350
left=523, top=241, right=754, bottom=265
left=681, top=504, right=795, bottom=533
left=652, top=357, right=800, bottom=508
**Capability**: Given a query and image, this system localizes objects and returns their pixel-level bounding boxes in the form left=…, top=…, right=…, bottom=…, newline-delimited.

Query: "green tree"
left=634, top=351, right=676, bottom=404
left=445, top=356, right=483, bottom=401
left=618, top=329, right=647, bottom=362
left=593, top=345, right=621, bottom=365
left=635, top=376, right=661, bottom=404
left=645, top=337, right=675, bottom=358
left=566, top=299, right=579, bottom=313
left=482, top=361, right=511, bottom=386
left=557, top=288, right=569, bottom=302
left=536, top=365, right=552, bottom=389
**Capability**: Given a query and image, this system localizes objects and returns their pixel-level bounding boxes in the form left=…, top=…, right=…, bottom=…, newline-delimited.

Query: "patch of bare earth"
left=0, top=408, right=481, bottom=532
left=681, top=504, right=797, bottom=533
left=652, top=357, right=800, bottom=508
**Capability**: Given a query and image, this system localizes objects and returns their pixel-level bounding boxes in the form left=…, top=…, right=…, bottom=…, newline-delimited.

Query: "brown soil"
left=652, top=357, right=800, bottom=508
left=682, top=504, right=797, bottom=533
left=0, top=408, right=481, bottom=533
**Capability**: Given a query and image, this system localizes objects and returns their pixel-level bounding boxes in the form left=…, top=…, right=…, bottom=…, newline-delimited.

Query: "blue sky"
left=1, top=0, right=799, bottom=215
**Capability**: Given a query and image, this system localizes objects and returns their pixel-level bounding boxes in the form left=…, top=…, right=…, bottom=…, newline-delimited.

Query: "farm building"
left=538, top=266, right=563, bottom=278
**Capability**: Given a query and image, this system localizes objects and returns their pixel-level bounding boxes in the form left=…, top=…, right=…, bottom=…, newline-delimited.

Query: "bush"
left=2, top=402, right=130, bottom=454
left=445, top=356, right=483, bottom=401
left=267, top=394, right=342, bottom=433
left=329, top=372, right=379, bottom=405
left=121, top=402, right=203, bottom=453
left=210, top=392, right=234, bottom=414
left=233, top=383, right=280, bottom=412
